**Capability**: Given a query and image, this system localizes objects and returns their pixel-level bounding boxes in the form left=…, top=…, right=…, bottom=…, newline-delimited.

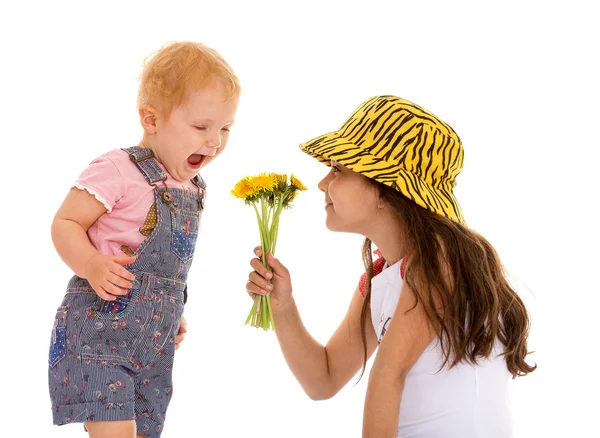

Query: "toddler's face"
left=153, top=80, right=239, bottom=182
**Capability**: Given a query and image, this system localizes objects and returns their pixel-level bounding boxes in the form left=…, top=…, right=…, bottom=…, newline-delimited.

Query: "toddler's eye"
left=195, top=126, right=207, bottom=131
left=221, top=128, right=231, bottom=132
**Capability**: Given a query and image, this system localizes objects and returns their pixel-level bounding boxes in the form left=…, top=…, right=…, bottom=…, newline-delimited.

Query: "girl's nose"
left=317, top=169, right=333, bottom=192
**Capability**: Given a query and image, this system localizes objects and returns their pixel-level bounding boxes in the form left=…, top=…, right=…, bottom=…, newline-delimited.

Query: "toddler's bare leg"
left=84, top=420, right=140, bottom=438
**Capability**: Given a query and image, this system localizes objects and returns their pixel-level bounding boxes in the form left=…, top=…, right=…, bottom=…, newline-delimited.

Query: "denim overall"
left=48, top=146, right=205, bottom=437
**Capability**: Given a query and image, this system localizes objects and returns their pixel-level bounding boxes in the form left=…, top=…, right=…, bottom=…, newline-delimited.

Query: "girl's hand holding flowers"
left=246, top=246, right=293, bottom=310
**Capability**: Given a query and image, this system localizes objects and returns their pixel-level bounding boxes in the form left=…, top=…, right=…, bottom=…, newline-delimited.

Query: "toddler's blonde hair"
left=137, top=41, right=240, bottom=119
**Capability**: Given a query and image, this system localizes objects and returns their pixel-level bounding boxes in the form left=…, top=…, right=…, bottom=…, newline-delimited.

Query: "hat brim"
left=300, top=131, right=465, bottom=225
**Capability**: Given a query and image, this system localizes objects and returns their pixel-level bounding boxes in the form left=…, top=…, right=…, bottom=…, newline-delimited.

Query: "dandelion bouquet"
left=232, top=173, right=307, bottom=331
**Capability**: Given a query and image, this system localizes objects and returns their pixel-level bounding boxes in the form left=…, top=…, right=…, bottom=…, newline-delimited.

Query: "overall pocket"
left=48, top=306, right=68, bottom=368
left=89, top=276, right=141, bottom=318
left=80, top=274, right=152, bottom=363
left=95, top=293, right=133, bottom=315
left=170, top=209, right=200, bottom=262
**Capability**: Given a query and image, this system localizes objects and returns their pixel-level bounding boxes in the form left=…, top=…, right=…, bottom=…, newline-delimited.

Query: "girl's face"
left=144, top=79, right=239, bottom=182
left=317, top=160, right=381, bottom=235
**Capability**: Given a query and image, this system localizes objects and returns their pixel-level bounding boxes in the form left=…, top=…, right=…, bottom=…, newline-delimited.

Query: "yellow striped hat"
left=299, top=95, right=465, bottom=225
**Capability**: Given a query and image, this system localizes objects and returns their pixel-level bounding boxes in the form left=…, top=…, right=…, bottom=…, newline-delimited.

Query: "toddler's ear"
left=139, top=106, right=158, bottom=133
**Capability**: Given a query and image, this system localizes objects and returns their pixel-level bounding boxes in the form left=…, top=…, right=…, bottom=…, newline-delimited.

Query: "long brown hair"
left=358, top=181, right=536, bottom=380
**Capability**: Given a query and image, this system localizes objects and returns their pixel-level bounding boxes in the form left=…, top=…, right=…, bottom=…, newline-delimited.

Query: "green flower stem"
left=247, top=199, right=275, bottom=330
left=270, top=193, right=285, bottom=255
left=245, top=295, right=260, bottom=325
left=261, top=198, right=271, bottom=255
left=245, top=193, right=289, bottom=331
left=266, top=292, right=275, bottom=330
left=252, top=202, right=269, bottom=267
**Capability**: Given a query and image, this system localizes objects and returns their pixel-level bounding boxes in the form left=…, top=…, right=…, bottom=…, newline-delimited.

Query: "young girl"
left=48, top=41, right=240, bottom=438
left=245, top=95, right=536, bottom=437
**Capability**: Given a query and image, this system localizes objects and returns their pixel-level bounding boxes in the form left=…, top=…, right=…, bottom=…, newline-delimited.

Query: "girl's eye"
left=221, top=128, right=231, bottom=132
left=332, top=166, right=340, bottom=174
left=195, top=126, right=207, bottom=131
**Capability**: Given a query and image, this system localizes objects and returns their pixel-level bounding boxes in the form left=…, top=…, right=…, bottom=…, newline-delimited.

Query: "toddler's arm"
left=51, top=187, right=135, bottom=300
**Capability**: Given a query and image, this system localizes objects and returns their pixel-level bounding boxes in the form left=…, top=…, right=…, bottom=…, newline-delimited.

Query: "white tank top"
left=370, top=260, right=513, bottom=438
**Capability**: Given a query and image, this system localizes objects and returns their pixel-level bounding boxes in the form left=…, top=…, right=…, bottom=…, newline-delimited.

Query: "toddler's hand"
left=175, top=315, right=187, bottom=350
left=84, top=254, right=137, bottom=301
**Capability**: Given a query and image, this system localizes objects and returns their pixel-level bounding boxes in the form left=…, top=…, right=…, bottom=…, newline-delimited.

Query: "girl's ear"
left=376, top=190, right=386, bottom=209
left=139, top=106, right=158, bottom=134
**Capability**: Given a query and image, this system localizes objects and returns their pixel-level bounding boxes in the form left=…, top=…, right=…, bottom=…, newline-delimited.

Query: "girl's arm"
left=51, top=187, right=135, bottom=300
left=250, top=252, right=378, bottom=401
left=362, top=279, right=436, bottom=438
left=274, top=285, right=378, bottom=400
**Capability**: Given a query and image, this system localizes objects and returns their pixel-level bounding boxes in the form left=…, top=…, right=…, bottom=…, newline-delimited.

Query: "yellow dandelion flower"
left=270, top=173, right=289, bottom=195
left=273, top=173, right=287, bottom=185
left=248, top=173, right=277, bottom=194
left=231, top=177, right=256, bottom=199
left=290, top=174, right=307, bottom=191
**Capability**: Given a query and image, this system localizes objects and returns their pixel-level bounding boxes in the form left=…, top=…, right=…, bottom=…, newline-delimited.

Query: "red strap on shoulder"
left=358, top=250, right=385, bottom=297
left=358, top=250, right=408, bottom=297
left=400, top=257, right=406, bottom=280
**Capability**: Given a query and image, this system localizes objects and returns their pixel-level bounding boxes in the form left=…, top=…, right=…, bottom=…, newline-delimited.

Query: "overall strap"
left=191, top=174, right=206, bottom=190
left=191, top=174, right=207, bottom=210
left=122, top=146, right=167, bottom=185
left=122, top=146, right=173, bottom=204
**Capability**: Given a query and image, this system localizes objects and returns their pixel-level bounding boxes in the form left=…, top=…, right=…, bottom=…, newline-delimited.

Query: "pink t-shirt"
left=73, top=148, right=202, bottom=257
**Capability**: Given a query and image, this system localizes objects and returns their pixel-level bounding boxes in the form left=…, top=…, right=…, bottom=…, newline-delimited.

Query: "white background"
left=1, top=0, right=598, bottom=436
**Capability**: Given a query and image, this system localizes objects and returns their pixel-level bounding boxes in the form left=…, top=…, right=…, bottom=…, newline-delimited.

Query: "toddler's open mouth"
left=187, top=153, right=205, bottom=169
